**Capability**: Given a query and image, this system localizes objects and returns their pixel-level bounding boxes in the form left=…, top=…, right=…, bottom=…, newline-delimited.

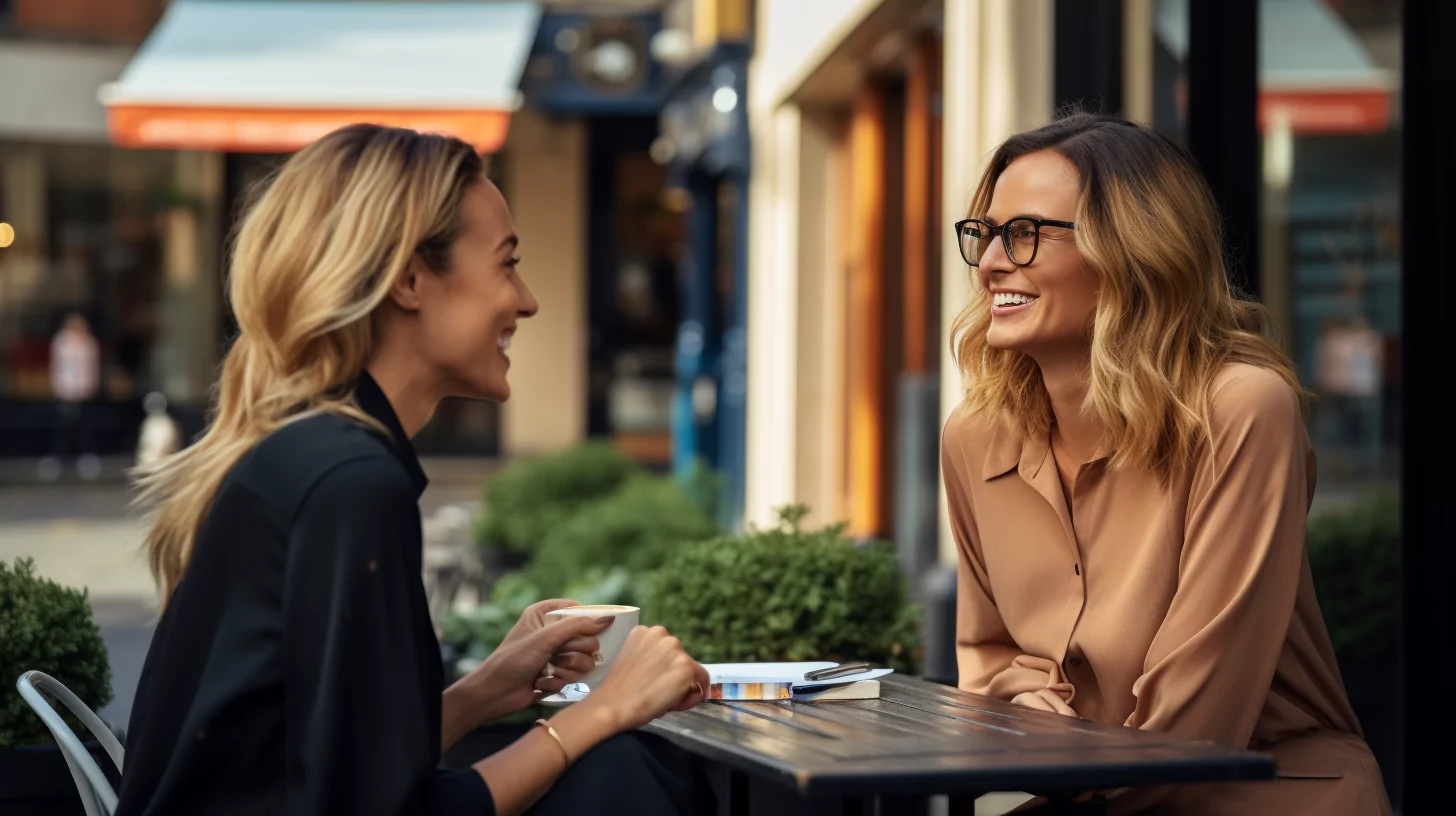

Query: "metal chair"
left=15, top=671, right=124, bottom=816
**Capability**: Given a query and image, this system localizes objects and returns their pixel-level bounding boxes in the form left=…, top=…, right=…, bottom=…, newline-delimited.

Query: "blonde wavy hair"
left=951, top=112, right=1306, bottom=482
left=133, top=124, right=484, bottom=602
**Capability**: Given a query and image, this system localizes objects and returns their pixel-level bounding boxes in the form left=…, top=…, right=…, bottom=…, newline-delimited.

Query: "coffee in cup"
left=543, top=604, right=640, bottom=690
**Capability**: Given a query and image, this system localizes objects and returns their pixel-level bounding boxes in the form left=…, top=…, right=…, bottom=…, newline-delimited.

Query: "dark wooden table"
left=646, top=675, right=1274, bottom=814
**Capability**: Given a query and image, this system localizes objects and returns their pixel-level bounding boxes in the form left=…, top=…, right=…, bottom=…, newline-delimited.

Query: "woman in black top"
left=119, top=124, right=713, bottom=816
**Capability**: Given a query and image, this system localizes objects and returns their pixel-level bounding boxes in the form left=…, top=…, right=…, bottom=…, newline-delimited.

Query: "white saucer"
left=539, top=684, right=591, bottom=708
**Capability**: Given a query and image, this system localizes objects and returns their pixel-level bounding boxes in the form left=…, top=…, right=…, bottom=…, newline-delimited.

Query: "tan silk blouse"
left=941, top=364, right=1391, bottom=814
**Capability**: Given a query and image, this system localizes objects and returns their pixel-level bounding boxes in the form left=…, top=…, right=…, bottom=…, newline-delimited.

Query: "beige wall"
left=0, top=41, right=132, bottom=142
left=498, top=108, right=587, bottom=457
left=745, top=0, right=891, bottom=529
left=791, top=111, right=849, bottom=528
left=753, top=0, right=890, bottom=110
left=744, top=105, right=801, bottom=526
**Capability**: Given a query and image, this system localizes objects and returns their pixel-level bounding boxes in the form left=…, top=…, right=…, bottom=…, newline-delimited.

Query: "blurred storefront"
left=96, top=0, right=540, bottom=459
left=1150, top=0, right=1401, bottom=495
left=0, top=0, right=693, bottom=465
left=0, top=0, right=216, bottom=457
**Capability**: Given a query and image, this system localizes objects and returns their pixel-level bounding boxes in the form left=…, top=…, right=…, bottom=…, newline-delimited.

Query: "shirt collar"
left=353, top=371, right=429, bottom=498
left=982, top=413, right=1051, bottom=481
left=981, top=412, right=1110, bottom=482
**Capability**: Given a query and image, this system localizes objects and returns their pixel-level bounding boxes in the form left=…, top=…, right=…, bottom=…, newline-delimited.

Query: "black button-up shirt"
left=117, top=374, right=493, bottom=815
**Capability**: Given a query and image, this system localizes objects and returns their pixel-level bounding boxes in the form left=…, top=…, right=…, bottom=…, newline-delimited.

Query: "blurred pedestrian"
left=1315, top=314, right=1385, bottom=479
left=134, top=391, right=182, bottom=469
left=41, top=312, right=101, bottom=480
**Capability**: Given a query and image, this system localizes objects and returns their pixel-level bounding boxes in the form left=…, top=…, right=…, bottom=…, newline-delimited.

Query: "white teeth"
left=993, top=292, right=1037, bottom=307
left=498, top=335, right=512, bottom=351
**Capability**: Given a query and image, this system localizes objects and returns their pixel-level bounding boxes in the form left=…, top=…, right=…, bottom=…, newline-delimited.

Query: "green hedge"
left=444, top=448, right=722, bottom=681
left=524, top=475, right=720, bottom=605
left=474, top=442, right=641, bottom=556
left=1306, top=489, right=1399, bottom=662
left=650, top=506, right=921, bottom=674
left=0, top=558, right=113, bottom=748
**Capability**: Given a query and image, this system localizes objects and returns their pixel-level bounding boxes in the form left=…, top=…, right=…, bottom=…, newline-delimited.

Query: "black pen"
left=803, top=662, right=870, bottom=683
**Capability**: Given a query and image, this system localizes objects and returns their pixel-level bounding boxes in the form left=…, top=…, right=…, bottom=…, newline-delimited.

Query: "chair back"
left=15, top=671, right=124, bottom=816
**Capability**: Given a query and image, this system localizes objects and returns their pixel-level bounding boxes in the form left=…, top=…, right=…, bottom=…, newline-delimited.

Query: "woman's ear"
left=387, top=256, right=428, bottom=312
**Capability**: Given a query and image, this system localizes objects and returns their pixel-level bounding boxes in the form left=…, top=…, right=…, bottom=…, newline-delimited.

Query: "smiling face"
left=412, top=180, right=538, bottom=402
left=976, top=150, right=1098, bottom=362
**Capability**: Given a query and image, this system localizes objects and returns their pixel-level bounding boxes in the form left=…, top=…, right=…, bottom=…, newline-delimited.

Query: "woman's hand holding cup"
left=585, top=625, right=710, bottom=732
left=453, top=603, right=612, bottom=723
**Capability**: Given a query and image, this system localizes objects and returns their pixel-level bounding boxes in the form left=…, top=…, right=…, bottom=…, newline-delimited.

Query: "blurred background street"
left=1, top=0, right=1445, bottom=813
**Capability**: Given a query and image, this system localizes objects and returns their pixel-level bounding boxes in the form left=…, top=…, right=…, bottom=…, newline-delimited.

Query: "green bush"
left=446, top=453, right=723, bottom=681
left=475, top=442, right=642, bottom=555
left=0, top=558, right=113, bottom=748
left=1306, top=489, right=1400, bottom=662
left=650, top=505, right=921, bottom=674
left=525, top=475, right=720, bottom=605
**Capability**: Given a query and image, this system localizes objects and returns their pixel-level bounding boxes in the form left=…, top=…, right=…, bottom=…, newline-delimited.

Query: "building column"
left=1122, top=0, right=1155, bottom=126
left=153, top=150, right=223, bottom=405
left=500, top=109, right=588, bottom=457
left=937, top=0, right=1054, bottom=564
left=846, top=86, right=886, bottom=538
left=743, top=104, right=801, bottom=528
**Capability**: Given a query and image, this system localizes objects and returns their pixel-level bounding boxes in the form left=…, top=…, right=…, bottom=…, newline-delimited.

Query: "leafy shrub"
left=447, top=450, right=722, bottom=686
left=475, top=442, right=641, bottom=556
left=650, top=505, right=921, bottom=674
left=525, top=475, right=720, bottom=605
left=0, top=558, right=113, bottom=748
left=1306, top=489, right=1399, bottom=662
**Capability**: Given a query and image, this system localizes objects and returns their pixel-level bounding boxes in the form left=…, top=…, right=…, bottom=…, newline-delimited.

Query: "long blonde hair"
left=134, top=124, right=484, bottom=602
left=951, top=113, right=1305, bottom=482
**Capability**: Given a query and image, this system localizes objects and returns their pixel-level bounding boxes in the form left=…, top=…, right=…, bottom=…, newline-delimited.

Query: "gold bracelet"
left=534, top=718, right=571, bottom=770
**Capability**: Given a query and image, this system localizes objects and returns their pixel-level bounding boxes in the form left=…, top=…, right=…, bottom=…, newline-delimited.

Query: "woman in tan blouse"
left=941, top=113, right=1389, bottom=814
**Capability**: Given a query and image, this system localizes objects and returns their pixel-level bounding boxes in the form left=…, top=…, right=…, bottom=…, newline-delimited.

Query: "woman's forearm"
left=440, top=685, right=478, bottom=755
left=473, top=701, right=621, bottom=816
left=440, top=680, right=519, bottom=754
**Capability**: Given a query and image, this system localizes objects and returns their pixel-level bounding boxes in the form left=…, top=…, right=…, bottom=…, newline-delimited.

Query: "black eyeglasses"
left=954, top=217, right=1076, bottom=267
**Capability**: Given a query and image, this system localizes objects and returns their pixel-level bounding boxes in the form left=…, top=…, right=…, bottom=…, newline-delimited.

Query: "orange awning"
left=107, top=105, right=514, bottom=154
left=1258, top=89, right=1390, bottom=137
left=101, top=1, right=539, bottom=154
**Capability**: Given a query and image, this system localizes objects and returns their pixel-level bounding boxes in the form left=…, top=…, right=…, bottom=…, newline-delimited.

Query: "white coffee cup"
left=543, top=604, right=640, bottom=690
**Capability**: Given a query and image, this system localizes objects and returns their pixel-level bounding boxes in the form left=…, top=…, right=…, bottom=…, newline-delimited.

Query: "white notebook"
left=704, top=661, right=894, bottom=686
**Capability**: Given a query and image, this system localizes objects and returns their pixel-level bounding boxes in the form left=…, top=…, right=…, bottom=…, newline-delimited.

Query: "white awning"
left=101, top=0, right=541, bottom=153
left=1155, top=0, right=1394, bottom=135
